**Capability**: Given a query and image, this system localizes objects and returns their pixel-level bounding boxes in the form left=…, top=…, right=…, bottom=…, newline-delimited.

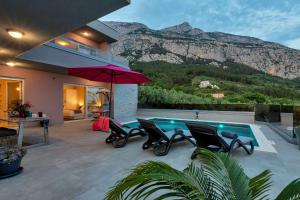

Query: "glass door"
left=0, top=78, right=23, bottom=117
left=86, top=86, right=110, bottom=118
left=0, top=78, right=23, bottom=126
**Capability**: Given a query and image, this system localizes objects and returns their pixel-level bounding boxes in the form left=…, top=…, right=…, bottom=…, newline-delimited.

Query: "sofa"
left=63, top=109, right=84, bottom=120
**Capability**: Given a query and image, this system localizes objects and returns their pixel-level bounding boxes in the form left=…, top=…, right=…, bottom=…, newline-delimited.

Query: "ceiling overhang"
left=0, top=0, right=130, bottom=64
left=73, top=21, right=119, bottom=43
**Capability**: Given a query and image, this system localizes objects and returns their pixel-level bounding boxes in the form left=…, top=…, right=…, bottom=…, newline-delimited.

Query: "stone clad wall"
left=113, top=84, right=138, bottom=120
left=112, top=58, right=138, bottom=120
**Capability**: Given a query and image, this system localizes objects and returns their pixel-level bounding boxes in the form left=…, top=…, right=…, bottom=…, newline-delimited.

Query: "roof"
left=0, top=0, right=130, bottom=66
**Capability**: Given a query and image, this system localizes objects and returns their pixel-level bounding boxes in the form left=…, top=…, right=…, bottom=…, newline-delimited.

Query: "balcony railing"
left=50, top=37, right=128, bottom=66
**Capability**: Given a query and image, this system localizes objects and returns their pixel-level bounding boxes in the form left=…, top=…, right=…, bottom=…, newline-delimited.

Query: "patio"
left=0, top=110, right=299, bottom=200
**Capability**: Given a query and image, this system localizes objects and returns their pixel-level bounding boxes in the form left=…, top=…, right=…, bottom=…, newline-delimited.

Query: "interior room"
left=63, top=84, right=85, bottom=121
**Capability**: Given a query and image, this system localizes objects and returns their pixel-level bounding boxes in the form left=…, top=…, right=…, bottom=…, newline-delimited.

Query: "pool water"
left=124, top=118, right=258, bottom=146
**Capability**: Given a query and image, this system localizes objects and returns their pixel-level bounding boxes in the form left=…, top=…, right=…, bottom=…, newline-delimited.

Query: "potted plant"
left=0, top=146, right=26, bottom=178
left=10, top=100, right=32, bottom=118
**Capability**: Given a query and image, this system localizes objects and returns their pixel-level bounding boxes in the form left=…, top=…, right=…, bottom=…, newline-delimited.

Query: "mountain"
left=105, top=21, right=300, bottom=79
left=161, top=22, right=204, bottom=35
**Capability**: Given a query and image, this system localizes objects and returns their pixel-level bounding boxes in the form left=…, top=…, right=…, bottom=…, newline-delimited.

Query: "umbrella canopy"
left=68, top=64, right=151, bottom=84
left=68, top=64, right=151, bottom=117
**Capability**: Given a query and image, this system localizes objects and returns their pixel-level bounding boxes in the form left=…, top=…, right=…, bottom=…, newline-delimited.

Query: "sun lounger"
left=138, top=119, right=196, bottom=156
left=186, top=123, right=254, bottom=159
left=105, top=119, right=146, bottom=148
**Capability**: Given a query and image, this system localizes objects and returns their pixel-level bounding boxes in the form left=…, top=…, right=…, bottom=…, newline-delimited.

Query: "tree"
left=243, top=93, right=268, bottom=104
left=105, top=148, right=300, bottom=200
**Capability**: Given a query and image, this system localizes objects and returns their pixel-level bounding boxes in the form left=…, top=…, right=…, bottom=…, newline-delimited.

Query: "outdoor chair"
left=186, top=123, right=254, bottom=159
left=138, top=119, right=196, bottom=156
left=0, top=127, right=18, bottom=147
left=105, top=119, right=147, bottom=148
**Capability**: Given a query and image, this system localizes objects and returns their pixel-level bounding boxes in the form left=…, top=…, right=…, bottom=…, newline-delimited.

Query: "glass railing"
left=254, top=104, right=281, bottom=123
left=49, top=37, right=128, bottom=66
left=294, top=107, right=300, bottom=139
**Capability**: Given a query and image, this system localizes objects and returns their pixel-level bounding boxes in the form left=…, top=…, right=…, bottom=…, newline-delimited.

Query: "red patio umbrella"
left=68, top=64, right=151, bottom=117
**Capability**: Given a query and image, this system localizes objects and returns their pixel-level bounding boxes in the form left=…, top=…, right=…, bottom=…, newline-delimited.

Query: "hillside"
left=132, top=62, right=300, bottom=105
left=105, top=21, right=300, bottom=79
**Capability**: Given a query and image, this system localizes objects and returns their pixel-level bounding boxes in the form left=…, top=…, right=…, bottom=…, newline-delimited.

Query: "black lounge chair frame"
left=138, top=119, right=196, bottom=156
left=186, top=123, right=254, bottom=159
left=106, top=119, right=146, bottom=148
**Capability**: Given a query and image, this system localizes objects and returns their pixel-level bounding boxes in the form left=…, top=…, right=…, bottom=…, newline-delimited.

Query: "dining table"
left=0, top=117, right=49, bottom=147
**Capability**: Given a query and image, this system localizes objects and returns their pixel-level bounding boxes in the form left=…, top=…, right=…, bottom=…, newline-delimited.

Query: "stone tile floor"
left=0, top=111, right=299, bottom=200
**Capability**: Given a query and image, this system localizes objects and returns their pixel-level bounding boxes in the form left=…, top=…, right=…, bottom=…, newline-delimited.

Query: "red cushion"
left=92, top=117, right=110, bottom=132
left=92, top=119, right=102, bottom=131
left=102, top=117, right=110, bottom=131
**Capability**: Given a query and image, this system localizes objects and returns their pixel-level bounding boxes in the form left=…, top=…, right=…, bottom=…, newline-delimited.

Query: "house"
left=199, top=80, right=211, bottom=88
left=0, top=0, right=136, bottom=124
left=211, top=93, right=225, bottom=98
left=199, top=80, right=220, bottom=89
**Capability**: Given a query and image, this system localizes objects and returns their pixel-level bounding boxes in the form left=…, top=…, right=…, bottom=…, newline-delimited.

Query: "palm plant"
left=105, top=148, right=300, bottom=200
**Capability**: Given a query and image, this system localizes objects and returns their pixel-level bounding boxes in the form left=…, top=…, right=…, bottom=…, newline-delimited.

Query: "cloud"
left=230, top=6, right=300, bottom=40
left=285, top=38, right=300, bottom=50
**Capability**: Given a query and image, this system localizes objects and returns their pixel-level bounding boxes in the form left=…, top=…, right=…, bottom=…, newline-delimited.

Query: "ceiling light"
left=7, top=29, right=24, bottom=39
left=82, top=32, right=90, bottom=36
left=6, top=62, right=16, bottom=67
left=56, top=40, right=70, bottom=46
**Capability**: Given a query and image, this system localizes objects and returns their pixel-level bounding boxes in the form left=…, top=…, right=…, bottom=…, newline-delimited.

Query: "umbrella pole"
left=109, top=73, right=113, bottom=118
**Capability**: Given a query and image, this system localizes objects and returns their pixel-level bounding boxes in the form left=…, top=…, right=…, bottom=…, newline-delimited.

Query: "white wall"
left=113, top=84, right=138, bottom=120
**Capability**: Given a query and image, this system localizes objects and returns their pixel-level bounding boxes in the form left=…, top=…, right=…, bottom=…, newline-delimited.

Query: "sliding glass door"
left=0, top=78, right=23, bottom=118
left=86, top=86, right=110, bottom=118
left=63, top=84, right=110, bottom=121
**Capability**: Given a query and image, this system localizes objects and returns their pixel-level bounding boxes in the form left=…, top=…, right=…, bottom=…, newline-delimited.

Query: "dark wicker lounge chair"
left=186, top=123, right=254, bottom=159
left=138, top=119, right=196, bottom=156
left=105, top=119, right=146, bottom=148
left=0, top=127, right=17, bottom=147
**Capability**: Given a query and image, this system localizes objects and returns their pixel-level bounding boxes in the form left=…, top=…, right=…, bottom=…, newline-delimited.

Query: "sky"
left=102, top=0, right=300, bottom=50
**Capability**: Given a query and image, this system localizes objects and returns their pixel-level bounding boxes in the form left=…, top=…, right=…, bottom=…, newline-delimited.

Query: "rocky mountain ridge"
left=105, top=21, right=300, bottom=79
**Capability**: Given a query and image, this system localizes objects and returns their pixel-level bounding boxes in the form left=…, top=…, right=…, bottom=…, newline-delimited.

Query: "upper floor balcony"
left=48, top=36, right=128, bottom=67
left=17, top=21, right=129, bottom=72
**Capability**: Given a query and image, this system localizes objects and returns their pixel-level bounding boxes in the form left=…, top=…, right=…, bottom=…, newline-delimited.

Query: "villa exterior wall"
left=0, top=2, right=137, bottom=125
left=0, top=65, right=139, bottom=123
left=0, top=65, right=108, bottom=124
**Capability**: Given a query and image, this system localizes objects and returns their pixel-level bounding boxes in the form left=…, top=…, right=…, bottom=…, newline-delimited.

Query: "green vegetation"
left=105, top=148, right=300, bottom=199
left=132, top=61, right=300, bottom=105
left=139, top=86, right=215, bottom=105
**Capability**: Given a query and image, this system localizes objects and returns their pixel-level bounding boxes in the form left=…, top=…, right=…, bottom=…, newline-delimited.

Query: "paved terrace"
left=0, top=109, right=299, bottom=200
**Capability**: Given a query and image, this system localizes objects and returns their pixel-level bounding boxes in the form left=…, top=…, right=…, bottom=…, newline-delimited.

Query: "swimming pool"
left=124, top=118, right=259, bottom=146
